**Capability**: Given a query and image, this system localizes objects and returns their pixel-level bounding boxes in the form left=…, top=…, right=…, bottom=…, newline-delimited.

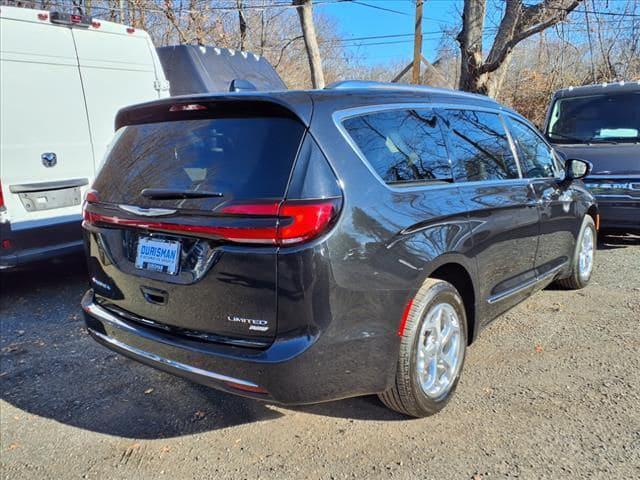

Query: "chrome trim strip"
left=84, top=301, right=259, bottom=388
left=118, top=204, right=177, bottom=217
left=587, top=174, right=640, bottom=180
left=487, top=262, right=568, bottom=304
left=9, top=178, right=88, bottom=193
left=596, top=194, right=639, bottom=199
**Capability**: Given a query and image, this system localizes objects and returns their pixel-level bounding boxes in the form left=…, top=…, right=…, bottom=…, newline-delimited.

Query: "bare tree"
left=457, top=0, right=583, bottom=96
left=293, top=0, right=325, bottom=88
left=237, top=0, right=248, bottom=50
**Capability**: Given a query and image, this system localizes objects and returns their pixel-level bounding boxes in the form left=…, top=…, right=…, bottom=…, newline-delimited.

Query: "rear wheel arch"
left=425, top=261, right=477, bottom=345
left=586, top=204, right=599, bottom=231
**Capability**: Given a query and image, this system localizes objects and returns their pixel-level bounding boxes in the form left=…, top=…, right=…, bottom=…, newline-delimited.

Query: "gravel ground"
left=1, top=233, right=639, bottom=480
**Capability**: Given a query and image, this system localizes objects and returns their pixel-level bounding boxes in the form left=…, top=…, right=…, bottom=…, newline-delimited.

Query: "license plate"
left=135, top=237, right=181, bottom=275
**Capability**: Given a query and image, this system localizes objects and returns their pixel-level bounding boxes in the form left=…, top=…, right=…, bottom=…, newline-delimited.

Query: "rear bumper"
left=82, top=290, right=396, bottom=404
left=0, top=216, right=84, bottom=269
left=595, top=198, right=640, bottom=232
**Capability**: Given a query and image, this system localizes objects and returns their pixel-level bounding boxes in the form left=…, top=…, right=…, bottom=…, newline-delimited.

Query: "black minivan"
left=82, top=81, right=598, bottom=417
left=544, top=81, right=640, bottom=233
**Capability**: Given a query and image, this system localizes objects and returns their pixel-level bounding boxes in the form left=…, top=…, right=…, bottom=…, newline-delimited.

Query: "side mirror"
left=564, top=158, right=592, bottom=181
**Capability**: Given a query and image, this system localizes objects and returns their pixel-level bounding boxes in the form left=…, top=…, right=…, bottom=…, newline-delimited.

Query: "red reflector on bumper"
left=397, top=298, right=414, bottom=337
left=224, top=381, right=268, bottom=395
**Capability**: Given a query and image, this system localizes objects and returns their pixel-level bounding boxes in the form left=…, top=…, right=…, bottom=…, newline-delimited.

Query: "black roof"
left=552, top=81, right=640, bottom=99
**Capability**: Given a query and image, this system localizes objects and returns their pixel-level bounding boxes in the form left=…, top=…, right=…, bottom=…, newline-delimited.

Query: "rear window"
left=94, top=117, right=305, bottom=209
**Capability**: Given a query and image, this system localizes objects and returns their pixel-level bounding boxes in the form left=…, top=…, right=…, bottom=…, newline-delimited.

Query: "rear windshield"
left=546, top=92, right=640, bottom=144
left=94, top=117, right=305, bottom=209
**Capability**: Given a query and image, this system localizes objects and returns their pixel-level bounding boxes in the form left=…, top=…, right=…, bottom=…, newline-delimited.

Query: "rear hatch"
left=83, top=97, right=323, bottom=346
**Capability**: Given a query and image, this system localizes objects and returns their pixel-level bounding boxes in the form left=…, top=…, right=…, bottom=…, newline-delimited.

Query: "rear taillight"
left=0, top=181, right=5, bottom=210
left=83, top=198, right=341, bottom=247
left=277, top=200, right=338, bottom=245
left=82, top=189, right=99, bottom=224
left=220, top=198, right=341, bottom=245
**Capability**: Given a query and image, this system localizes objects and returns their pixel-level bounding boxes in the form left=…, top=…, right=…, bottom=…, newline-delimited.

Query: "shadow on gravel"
left=597, top=232, right=640, bottom=250
left=286, top=395, right=408, bottom=421
left=1, top=257, right=283, bottom=439
left=1, top=256, right=401, bottom=440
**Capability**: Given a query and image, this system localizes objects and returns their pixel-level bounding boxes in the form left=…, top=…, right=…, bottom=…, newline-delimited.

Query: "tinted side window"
left=440, top=109, right=519, bottom=182
left=342, top=109, right=451, bottom=185
left=508, top=119, right=558, bottom=178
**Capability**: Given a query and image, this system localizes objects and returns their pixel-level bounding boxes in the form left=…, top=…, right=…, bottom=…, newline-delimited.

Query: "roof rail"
left=325, top=80, right=494, bottom=102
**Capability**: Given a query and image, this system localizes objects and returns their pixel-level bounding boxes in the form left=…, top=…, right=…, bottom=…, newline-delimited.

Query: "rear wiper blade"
left=141, top=188, right=224, bottom=200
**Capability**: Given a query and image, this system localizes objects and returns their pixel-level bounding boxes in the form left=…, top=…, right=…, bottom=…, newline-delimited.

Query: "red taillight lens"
left=84, top=189, right=100, bottom=204
left=220, top=199, right=340, bottom=245
left=0, top=181, right=5, bottom=210
left=219, top=202, right=279, bottom=216
left=169, top=103, right=208, bottom=112
left=82, top=189, right=99, bottom=224
left=84, top=198, right=340, bottom=246
left=277, top=200, right=338, bottom=245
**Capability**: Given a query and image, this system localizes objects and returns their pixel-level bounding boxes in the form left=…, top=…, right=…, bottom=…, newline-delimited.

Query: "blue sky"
left=314, top=0, right=637, bottom=67
left=316, top=0, right=464, bottom=65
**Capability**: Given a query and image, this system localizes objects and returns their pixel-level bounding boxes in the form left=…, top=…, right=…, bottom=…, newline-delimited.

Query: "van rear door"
left=72, top=27, right=169, bottom=171
left=84, top=99, right=311, bottom=345
left=0, top=13, right=94, bottom=225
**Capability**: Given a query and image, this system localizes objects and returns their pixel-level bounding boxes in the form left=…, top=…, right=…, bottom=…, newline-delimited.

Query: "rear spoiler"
left=114, top=93, right=313, bottom=130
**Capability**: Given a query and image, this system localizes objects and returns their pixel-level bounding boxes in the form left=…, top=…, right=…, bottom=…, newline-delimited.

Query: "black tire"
left=379, top=278, right=468, bottom=418
left=555, top=215, right=596, bottom=290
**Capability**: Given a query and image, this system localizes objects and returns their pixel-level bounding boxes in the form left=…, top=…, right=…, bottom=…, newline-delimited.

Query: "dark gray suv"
left=81, top=81, right=598, bottom=417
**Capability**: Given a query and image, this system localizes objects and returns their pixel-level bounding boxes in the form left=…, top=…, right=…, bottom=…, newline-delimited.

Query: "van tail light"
left=220, top=199, right=340, bottom=245
left=277, top=200, right=339, bottom=245
left=83, top=198, right=341, bottom=247
left=0, top=180, right=5, bottom=210
left=82, top=189, right=99, bottom=225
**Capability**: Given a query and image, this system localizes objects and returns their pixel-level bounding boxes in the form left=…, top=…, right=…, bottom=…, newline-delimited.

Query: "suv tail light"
left=83, top=198, right=341, bottom=247
left=221, top=198, right=341, bottom=246
left=0, top=180, right=5, bottom=210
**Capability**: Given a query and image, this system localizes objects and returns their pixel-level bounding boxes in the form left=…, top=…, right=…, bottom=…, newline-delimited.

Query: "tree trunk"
left=238, top=0, right=248, bottom=51
left=293, top=0, right=325, bottom=89
left=457, top=0, right=583, bottom=96
left=457, top=0, right=488, bottom=93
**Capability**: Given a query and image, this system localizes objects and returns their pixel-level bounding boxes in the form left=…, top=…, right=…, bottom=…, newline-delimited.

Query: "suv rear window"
left=94, top=117, right=306, bottom=209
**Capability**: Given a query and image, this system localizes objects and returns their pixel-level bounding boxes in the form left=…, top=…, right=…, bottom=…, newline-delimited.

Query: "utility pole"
left=412, top=0, right=424, bottom=84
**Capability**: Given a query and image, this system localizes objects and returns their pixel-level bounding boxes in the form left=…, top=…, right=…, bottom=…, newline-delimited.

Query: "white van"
left=0, top=6, right=170, bottom=269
